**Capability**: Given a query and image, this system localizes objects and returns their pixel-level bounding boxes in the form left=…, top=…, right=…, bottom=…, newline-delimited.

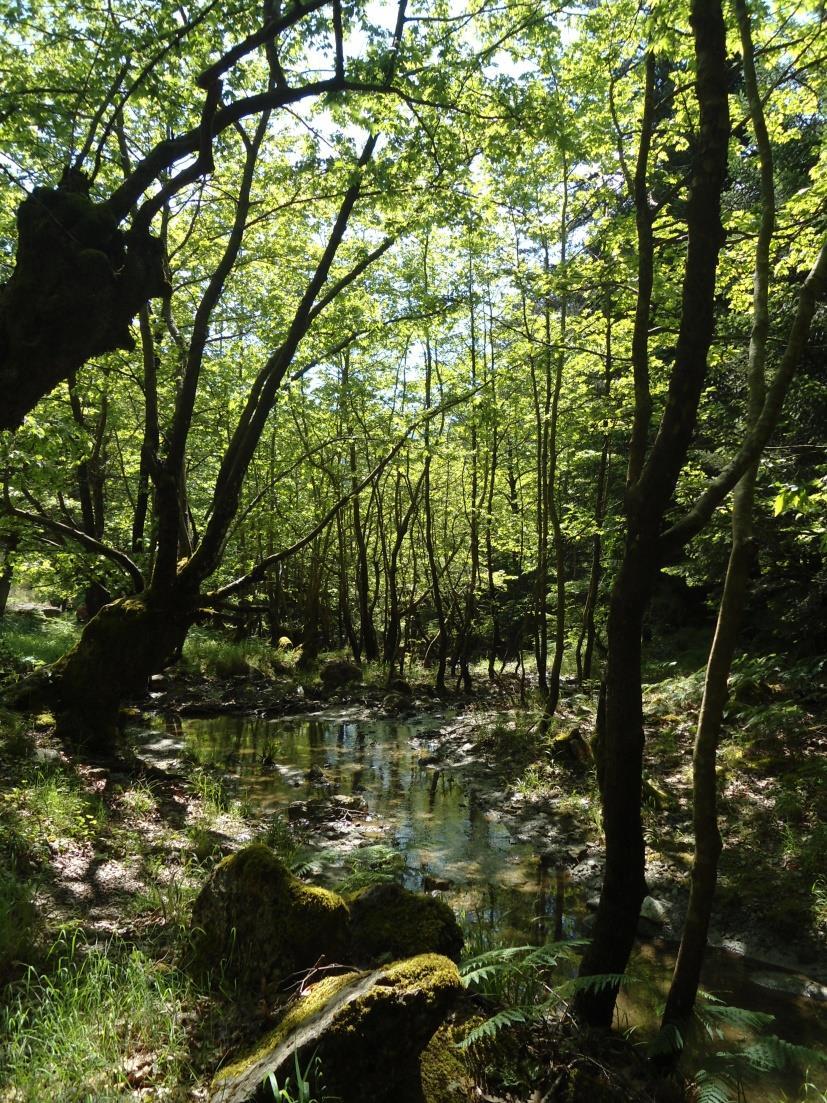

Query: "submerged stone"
left=189, top=844, right=348, bottom=987
left=209, top=954, right=461, bottom=1103
left=348, top=882, right=464, bottom=963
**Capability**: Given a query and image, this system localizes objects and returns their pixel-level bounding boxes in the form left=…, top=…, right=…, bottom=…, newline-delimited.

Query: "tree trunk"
left=574, top=535, right=653, bottom=1024
left=423, top=329, right=447, bottom=692
left=0, top=174, right=169, bottom=431
left=660, top=0, right=773, bottom=1040
left=576, top=314, right=613, bottom=682
left=575, top=0, right=730, bottom=1025
left=660, top=475, right=754, bottom=1035
left=30, top=591, right=195, bottom=747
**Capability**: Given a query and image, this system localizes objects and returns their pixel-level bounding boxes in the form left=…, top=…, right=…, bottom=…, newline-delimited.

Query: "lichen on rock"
left=210, top=953, right=462, bottom=1103
left=189, top=843, right=349, bottom=988
left=347, top=882, right=464, bottom=964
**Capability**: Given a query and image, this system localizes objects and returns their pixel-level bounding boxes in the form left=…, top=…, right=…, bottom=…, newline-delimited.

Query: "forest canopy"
left=0, top=0, right=825, bottom=1098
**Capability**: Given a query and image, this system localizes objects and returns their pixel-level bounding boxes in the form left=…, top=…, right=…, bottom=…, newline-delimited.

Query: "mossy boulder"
left=209, top=954, right=462, bottom=1103
left=381, top=690, right=415, bottom=716
left=348, top=882, right=463, bottom=964
left=550, top=727, right=591, bottom=763
left=420, top=1020, right=477, bottom=1102
left=190, top=844, right=349, bottom=988
left=387, top=674, right=413, bottom=696
left=319, top=658, right=362, bottom=690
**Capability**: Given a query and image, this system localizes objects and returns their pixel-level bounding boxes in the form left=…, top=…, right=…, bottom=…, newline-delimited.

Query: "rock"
left=189, top=844, right=349, bottom=987
left=639, top=895, right=669, bottom=928
left=420, top=1020, right=477, bottom=1102
left=320, top=659, right=363, bottom=690
left=382, top=691, right=415, bottom=715
left=276, top=636, right=293, bottom=650
left=549, top=727, right=591, bottom=763
left=642, top=776, right=671, bottom=810
left=387, top=675, right=413, bottom=696
left=305, top=764, right=327, bottom=783
left=288, top=795, right=368, bottom=823
left=422, top=875, right=453, bottom=892
left=749, top=971, right=827, bottom=1001
left=209, top=954, right=461, bottom=1103
left=348, top=882, right=463, bottom=964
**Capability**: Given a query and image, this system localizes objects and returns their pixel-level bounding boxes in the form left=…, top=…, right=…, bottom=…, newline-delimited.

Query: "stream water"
left=134, top=710, right=826, bottom=1101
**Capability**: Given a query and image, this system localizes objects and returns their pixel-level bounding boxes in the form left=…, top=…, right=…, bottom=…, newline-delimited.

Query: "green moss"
left=211, top=954, right=461, bottom=1103
left=347, top=883, right=464, bottom=963
left=190, top=844, right=349, bottom=989
left=214, top=971, right=359, bottom=1086
left=49, top=594, right=193, bottom=745
left=420, top=1021, right=476, bottom=1102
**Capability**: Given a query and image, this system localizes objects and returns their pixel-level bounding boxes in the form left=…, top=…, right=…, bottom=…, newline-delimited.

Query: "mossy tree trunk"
left=49, top=590, right=196, bottom=746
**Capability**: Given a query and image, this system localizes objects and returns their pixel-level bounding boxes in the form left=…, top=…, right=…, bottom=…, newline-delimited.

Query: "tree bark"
left=575, top=0, right=730, bottom=1026
left=661, top=0, right=825, bottom=1040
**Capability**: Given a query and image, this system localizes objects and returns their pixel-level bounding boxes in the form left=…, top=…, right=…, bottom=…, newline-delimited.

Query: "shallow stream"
left=135, top=710, right=826, bottom=1100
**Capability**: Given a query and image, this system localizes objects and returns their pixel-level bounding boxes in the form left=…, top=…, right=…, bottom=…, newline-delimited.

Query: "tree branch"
left=659, top=240, right=827, bottom=559
left=2, top=506, right=145, bottom=592
left=209, top=382, right=484, bottom=599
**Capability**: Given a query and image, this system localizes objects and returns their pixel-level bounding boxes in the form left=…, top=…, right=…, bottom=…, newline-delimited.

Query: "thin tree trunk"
left=576, top=314, right=613, bottom=682
left=575, top=0, right=730, bottom=1025
left=660, top=0, right=773, bottom=1037
left=545, top=166, right=569, bottom=719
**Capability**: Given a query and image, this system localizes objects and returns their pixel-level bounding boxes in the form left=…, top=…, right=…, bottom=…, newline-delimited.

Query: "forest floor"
left=0, top=614, right=826, bottom=1100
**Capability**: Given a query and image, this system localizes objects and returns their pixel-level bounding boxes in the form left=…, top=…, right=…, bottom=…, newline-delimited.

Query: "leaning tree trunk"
left=0, top=173, right=169, bottom=430
left=661, top=0, right=826, bottom=1038
left=14, top=589, right=196, bottom=747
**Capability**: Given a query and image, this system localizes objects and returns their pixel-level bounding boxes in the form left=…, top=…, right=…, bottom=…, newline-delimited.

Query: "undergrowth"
left=0, top=613, right=78, bottom=677
left=0, top=931, right=191, bottom=1102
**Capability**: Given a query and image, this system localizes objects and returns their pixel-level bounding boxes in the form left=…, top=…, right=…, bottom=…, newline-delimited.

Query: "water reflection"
left=133, top=711, right=826, bottom=1101
left=135, top=712, right=585, bottom=944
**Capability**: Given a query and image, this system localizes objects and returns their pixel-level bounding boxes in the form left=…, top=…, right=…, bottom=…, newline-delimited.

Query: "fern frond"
left=556, top=972, right=633, bottom=997
left=695, top=1002, right=773, bottom=1040
left=460, top=944, right=536, bottom=973
left=738, top=1035, right=827, bottom=1073
left=647, top=1022, right=684, bottom=1059
left=693, top=1068, right=735, bottom=1103
left=457, top=1006, right=529, bottom=1049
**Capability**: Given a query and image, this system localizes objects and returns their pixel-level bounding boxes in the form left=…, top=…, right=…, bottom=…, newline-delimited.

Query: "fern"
left=693, top=1068, right=736, bottom=1103
left=695, top=1000, right=774, bottom=1039
left=458, top=1006, right=531, bottom=1048
left=555, top=972, right=634, bottom=997
left=737, top=1035, right=827, bottom=1073
left=458, top=939, right=630, bottom=1051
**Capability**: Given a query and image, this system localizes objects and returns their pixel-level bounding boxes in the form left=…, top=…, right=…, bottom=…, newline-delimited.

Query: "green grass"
left=0, top=869, right=37, bottom=980
left=181, top=626, right=299, bottom=679
left=0, top=762, right=107, bottom=867
left=0, top=613, right=79, bottom=676
left=0, top=932, right=192, bottom=1102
